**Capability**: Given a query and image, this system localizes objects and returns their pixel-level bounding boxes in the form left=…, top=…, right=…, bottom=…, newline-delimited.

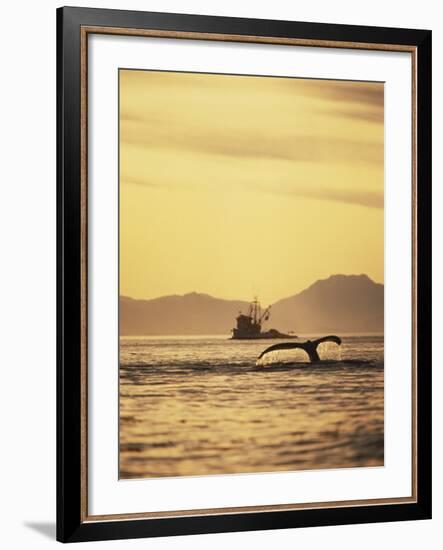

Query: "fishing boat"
left=231, top=298, right=296, bottom=340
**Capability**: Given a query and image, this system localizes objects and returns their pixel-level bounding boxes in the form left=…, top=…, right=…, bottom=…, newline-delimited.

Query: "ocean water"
left=119, top=335, right=384, bottom=479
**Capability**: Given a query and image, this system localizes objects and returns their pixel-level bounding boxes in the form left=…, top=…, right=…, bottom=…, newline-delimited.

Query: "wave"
left=120, top=358, right=383, bottom=376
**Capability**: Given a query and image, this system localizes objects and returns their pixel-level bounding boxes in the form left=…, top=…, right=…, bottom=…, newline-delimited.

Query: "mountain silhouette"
left=120, top=274, right=383, bottom=335
left=271, top=274, right=383, bottom=333
left=120, top=292, right=249, bottom=335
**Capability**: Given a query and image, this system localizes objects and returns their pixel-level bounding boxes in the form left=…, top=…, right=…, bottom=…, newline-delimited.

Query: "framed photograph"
left=57, top=6, right=432, bottom=543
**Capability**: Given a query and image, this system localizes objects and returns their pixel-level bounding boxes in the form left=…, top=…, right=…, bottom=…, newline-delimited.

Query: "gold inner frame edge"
left=79, top=25, right=418, bottom=523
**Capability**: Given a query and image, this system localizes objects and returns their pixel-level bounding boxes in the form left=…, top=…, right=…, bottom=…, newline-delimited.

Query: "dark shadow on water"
left=253, top=359, right=380, bottom=372
left=24, top=522, right=56, bottom=540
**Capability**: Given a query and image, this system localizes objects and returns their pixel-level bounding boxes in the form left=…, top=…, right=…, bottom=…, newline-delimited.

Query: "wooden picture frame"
left=57, top=6, right=432, bottom=543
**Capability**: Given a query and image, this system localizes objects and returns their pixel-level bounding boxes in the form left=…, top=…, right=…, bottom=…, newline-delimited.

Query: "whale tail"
left=258, top=335, right=342, bottom=363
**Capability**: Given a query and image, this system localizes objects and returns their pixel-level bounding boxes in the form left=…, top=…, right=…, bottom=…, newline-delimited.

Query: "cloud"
left=286, top=79, right=384, bottom=125
left=121, top=162, right=383, bottom=209
left=120, top=70, right=384, bottom=210
left=120, top=70, right=384, bottom=171
left=323, top=107, right=384, bottom=124
left=294, top=79, right=384, bottom=108
left=121, top=69, right=383, bottom=108
left=121, top=118, right=382, bottom=166
left=121, top=175, right=158, bottom=188
left=286, top=186, right=383, bottom=209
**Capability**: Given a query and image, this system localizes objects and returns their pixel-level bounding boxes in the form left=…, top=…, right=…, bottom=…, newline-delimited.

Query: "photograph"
left=118, top=69, right=385, bottom=479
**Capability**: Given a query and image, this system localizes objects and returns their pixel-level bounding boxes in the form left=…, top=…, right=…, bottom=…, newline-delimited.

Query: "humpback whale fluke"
left=258, top=335, right=342, bottom=363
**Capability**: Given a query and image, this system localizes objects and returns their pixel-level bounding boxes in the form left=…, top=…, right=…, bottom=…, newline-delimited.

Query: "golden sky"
left=120, top=69, right=384, bottom=305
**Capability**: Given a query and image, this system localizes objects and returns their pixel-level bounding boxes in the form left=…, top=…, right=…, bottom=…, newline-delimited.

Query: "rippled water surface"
left=120, top=335, right=384, bottom=479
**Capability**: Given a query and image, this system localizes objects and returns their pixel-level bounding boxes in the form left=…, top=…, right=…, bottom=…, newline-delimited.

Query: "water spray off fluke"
left=317, top=340, right=343, bottom=361
left=255, top=350, right=284, bottom=366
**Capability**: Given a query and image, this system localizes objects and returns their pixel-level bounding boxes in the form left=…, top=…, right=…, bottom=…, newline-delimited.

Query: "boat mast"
left=252, top=297, right=259, bottom=325
left=248, top=297, right=270, bottom=326
left=259, top=305, right=271, bottom=324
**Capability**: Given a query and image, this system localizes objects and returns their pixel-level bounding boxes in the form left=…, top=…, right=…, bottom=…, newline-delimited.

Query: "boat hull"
left=231, top=332, right=297, bottom=340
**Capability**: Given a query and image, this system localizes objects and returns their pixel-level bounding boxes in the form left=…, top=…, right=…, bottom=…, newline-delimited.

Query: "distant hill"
left=271, top=274, right=384, bottom=334
left=120, top=292, right=249, bottom=335
left=120, top=274, right=383, bottom=335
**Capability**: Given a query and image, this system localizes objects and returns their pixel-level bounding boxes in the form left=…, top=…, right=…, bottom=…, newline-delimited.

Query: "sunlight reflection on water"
left=119, top=334, right=384, bottom=479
